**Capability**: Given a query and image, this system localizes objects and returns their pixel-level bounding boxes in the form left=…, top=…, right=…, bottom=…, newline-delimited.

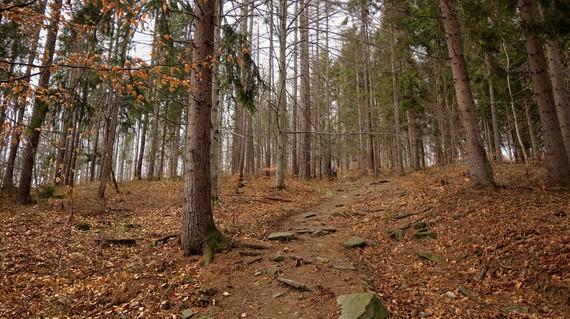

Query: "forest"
left=0, top=0, right=569, bottom=317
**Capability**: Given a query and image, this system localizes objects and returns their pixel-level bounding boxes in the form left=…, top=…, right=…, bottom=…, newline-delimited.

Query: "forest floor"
left=0, top=164, right=569, bottom=318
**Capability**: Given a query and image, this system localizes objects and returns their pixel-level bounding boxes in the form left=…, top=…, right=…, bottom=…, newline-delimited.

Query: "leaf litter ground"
left=0, top=164, right=568, bottom=318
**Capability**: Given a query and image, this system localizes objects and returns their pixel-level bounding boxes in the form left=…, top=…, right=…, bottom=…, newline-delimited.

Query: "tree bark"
left=2, top=0, right=46, bottom=189
left=484, top=52, right=502, bottom=163
left=545, top=39, right=570, bottom=160
left=276, top=0, right=287, bottom=189
left=98, top=15, right=131, bottom=198
left=18, top=0, right=63, bottom=203
left=503, top=42, right=528, bottom=164
left=299, top=0, right=311, bottom=180
left=524, top=101, right=539, bottom=160
left=135, top=112, right=148, bottom=179
left=518, top=0, right=569, bottom=184
left=389, top=22, right=404, bottom=176
left=181, top=0, right=220, bottom=255
left=211, top=0, right=222, bottom=201
left=265, top=0, right=274, bottom=177
left=291, top=0, right=299, bottom=176
left=438, top=0, right=494, bottom=187
left=407, top=110, right=420, bottom=170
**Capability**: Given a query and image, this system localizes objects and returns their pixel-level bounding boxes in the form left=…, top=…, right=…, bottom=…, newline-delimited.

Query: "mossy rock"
left=414, top=221, right=427, bottom=229
left=500, top=305, right=529, bottom=314
left=268, top=232, right=296, bottom=241
left=417, top=251, right=444, bottom=264
left=344, top=236, right=367, bottom=248
left=337, top=292, right=389, bottom=319
left=389, top=229, right=404, bottom=241
left=414, top=230, right=437, bottom=239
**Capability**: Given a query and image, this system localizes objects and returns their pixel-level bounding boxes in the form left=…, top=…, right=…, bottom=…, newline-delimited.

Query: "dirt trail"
left=199, top=181, right=386, bottom=318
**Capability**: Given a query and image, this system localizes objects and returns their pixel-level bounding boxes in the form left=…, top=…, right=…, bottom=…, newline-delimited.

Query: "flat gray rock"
left=414, top=230, right=437, bottom=239
left=181, top=309, right=194, bottom=319
left=444, top=291, right=456, bottom=299
left=271, top=250, right=285, bottom=262
left=417, top=251, right=443, bottom=264
left=277, top=277, right=310, bottom=291
left=268, top=232, right=296, bottom=241
left=344, top=236, right=367, bottom=248
left=500, top=305, right=529, bottom=314
left=337, top=292, right=389, bottom=319
left=312, top=227, right=336, bottom=237
left=390, top=229, right=404, bottom=241
left=414, top=221, right=427, bottom=229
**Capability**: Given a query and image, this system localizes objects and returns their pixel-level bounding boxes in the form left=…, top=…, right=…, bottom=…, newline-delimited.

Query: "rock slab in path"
left=414, top=221, right=427, bottom=229
left=389, top=229, right=404, bottom=241
left=417, top=251, right=443, bottom=264
left=500, top=305, right=529, bottom=314
left=312, top=227, right=337, bottom=237
left=344, top=236, right=367, bottom=248
left=181, top=309, right=194, bottom=319
left=268, top=232, right=296, bottom=241
left=270, top=250, right=286, bottom=262
left=414, top=230, right=437, bottom=239
left=337, top=292, right=389, bottom=319
left=276, top=277, right=310, bottom=291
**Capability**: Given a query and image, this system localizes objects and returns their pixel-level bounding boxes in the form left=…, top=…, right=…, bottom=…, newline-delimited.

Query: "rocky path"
left=197, top=182, right=389, bottom=319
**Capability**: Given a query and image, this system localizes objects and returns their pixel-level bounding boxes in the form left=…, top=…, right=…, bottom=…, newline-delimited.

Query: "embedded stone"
left=337, top=292, right=389, bottom=319
left=344, top=236, right=367, bottom=248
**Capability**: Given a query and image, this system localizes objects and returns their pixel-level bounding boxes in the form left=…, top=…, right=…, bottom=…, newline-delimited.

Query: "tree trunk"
left=90, top=114, right=101, bottom=182
left=276, top=0, right=287, bottom=189
left=389, top=22, right=404, bottom=176
left=135, top=112, right=148, bottom=179
left=485, top=52, right=502, bottom=162
left=524, top=101, right=539, bottom=160
left=438, top=0, right=494, bottom=187
left=98, top=16, right=131, bottom=198
left=545, top=39, right=570, bottom=160
left=210, top=0, right=222, bottom=201
left=360, top=1, right=375, bottom=175
left=503, top=42, right=528, bottom=164
left=265, top=0, right=274, bottom=177
left=299, top=0, right=311, bottom=180
left=181, top=0, right=220, bottom=256
left=18, top=0, right=63, bottom=203
left=323, top=0, right=333, bottom=178
left=518, top=0, right=569, bottom=184
left=291, top=0, right=299, bottom=176
left=148, top=100, right=160, bottom=180
left=2, top=0, right=46, bottom=189
left=407, top=110, right=420, bottom=170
